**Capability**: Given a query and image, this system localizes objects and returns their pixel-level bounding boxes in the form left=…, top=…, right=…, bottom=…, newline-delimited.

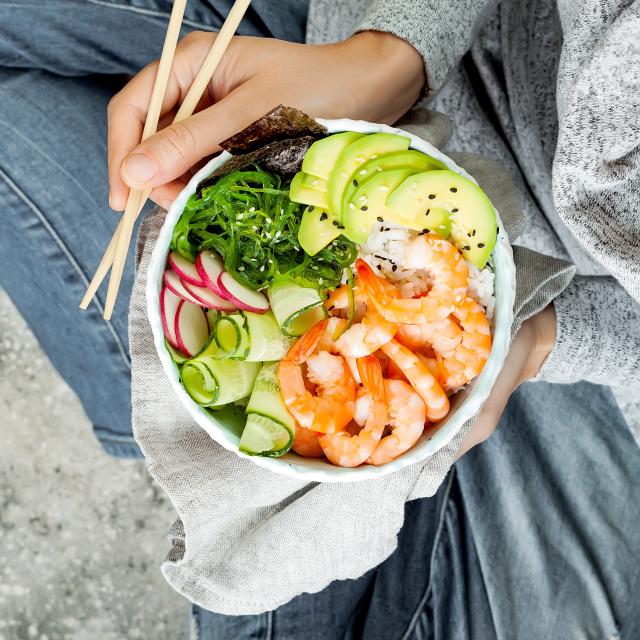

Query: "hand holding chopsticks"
left=81, top=0, right=252, bottom=319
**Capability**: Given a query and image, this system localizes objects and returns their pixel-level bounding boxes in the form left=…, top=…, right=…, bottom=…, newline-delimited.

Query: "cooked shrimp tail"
left=380, top=339, right=449, bottom=422
left=318, top=355, right=388, bottom=467
left=367, top=379, right=427, bottom=466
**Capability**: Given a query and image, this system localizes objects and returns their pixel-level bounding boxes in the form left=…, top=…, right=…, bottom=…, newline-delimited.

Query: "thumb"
left=120, top=85, right=267, bottom=190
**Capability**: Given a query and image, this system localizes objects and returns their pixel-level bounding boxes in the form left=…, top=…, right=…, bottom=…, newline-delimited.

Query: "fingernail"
left=122, top=153, right=156, bottom=185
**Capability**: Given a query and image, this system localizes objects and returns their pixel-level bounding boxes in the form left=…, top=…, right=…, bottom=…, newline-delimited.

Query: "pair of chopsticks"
left=80, top=0, right=252, bottom=320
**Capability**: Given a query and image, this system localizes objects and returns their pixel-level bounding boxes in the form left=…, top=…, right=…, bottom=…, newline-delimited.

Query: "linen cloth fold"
left=129, top=111, right=575, bottom=614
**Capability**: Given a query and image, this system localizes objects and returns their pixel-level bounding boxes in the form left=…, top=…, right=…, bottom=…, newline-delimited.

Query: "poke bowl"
left=146, top=107, right=515, bottom=483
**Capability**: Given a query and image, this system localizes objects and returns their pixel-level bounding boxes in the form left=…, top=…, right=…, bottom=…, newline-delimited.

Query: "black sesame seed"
left=384, top=227, right=391, bottom=232
left=450, top=187, right=457, bottom=193
left=463, top=245, right=471, bottom=251
left=467, top=232, right=472, bottom=237
left=376, top=216, right=383, bottom=222
left=376, top=265, right=382, bottom=271
left=328, top=305, right=335, bottom=311
left=422, top=228, right=430, bottom=234
left=392, top=264, right=398, bottom=272
left=332, top=220, right=340, bottom=227
left=309, top=205, right=315, bottom=211
left=337, top=224, right=345, bottom=230
left=496, top=226, right=500, bottom=234
left=361, top=205, right=368, bottom=211
left=452, top=208, right=459, bottom=213
left=477, top=243, right=485, bottom=248
left=319, top=212, right=328, bottom=221
left=379, top=227, right=384, bottom=232
left=428, top=194, right=436, bottom=200
left=425, top=209, right=430, bottom=216
left=353, top=179, right=358, bottom=187
left=472, top=229, right=476, bottom=236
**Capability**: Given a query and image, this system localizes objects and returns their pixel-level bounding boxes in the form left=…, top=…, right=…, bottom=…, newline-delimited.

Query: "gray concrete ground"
left=0, top=290, right=188, bottom=640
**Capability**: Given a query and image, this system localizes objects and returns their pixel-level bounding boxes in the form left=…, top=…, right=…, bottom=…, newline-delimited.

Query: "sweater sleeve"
left=552, top=1, right=640, bottom=302
left=537, top=277, right=640, bottom=386
left=354, top=0, right=496, bottom=96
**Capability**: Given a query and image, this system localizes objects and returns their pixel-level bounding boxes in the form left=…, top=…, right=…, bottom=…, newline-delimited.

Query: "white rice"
left=358, top=223, right=496, bottom=320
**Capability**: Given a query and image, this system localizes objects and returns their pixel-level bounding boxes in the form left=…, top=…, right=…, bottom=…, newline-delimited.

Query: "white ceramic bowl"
left=147, top=118, right=516, bottom=482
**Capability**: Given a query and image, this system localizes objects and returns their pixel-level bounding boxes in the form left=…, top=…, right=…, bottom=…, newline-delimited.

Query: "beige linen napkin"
left=129, top=111, right=574, bottom=614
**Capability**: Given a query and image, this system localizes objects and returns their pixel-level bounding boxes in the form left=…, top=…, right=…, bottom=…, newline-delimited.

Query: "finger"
left=120, top=79, right=273, bottom=190
left=107, top=32, right=217, bottom=209
left=149, top=179, right=189, bottom=210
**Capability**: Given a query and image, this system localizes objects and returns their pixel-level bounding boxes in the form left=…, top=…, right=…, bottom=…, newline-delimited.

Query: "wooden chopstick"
left=86, top=0, right=251, bottom=320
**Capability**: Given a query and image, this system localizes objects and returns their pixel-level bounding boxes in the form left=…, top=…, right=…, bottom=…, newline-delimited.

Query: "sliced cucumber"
left=214, top=313, right=250, bottom=359
left=214, top=311, right=291, bottom=361
left=239, top=414, right=293, bottom=457
left=267, top=278, right=328, bottom=337
left=181, top=356, right=260, bottom=406
left=240, top=363, right=295, bottom=457
left=165, top=340, right=188, bottom=365
left=244, top=311, right=293, bottom=361
left=206, top=309, right=219, bottom=332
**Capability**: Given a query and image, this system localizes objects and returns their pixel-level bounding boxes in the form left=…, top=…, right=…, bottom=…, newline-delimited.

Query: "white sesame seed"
left=340, top=171, right=348, bottom=178
left=378, top=185, right=389, bottom=192
left=355, top=156, right=365, bottom=163
left=238, top=266, right=245, bottom=271
left=359, top=169, right=368, bottom=175
left=349, top=203, right=355, bottom=209
left=249, top=207, right=255, bottom=212
left=265, top=217, right=272, bottom=224
left=439, top=225, right=446, bottom=229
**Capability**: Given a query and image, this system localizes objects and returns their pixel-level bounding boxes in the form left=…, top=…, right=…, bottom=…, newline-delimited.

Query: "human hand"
left=456, top=305, right=557, bottom=458
left=107, top=31, right=424, bottom=211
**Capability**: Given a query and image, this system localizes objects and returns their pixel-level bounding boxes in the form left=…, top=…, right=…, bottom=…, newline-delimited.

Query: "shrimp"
left=437, top=299, right=491, bottom=390
left=335, top=310, right=398, bottom=357
left=367, top=379, right=427, bottom=466
left=318, top=355, right=388, bottom=467
left=292, top=425, right=325, bottom=458
left=396, top=299, right=491, bottom=391
left=278, top=320, right=356, bottom=434
left=380, top=339, right=450, bottom=422
left=355, top=234, right=468, bottom=324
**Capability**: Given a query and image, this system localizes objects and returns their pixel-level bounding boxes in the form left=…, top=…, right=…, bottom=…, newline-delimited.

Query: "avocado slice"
left=289, top=171, right=329, bottom=209
left=301, top=172, right=327, bottom=192
left=297, top=206, right=341, bottom=256
left=327, top=133, right=411, bottom=220
left=301, top=132, right=363, bottom=180
left=341, top=150, right=446, bottom=214
left=386, top=170, right=497, bottom=267
left=343, top=168, right=415, bottom=243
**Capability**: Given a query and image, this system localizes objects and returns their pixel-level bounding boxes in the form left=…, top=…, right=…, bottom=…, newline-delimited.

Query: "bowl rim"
left=146, top=117, right=516, bottom=483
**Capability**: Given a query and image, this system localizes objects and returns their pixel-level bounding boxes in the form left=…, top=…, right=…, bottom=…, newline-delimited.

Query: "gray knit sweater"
left=307, top=0, right=640, bottom=401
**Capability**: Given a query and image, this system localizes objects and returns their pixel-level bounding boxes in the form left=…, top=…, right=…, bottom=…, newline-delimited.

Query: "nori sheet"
left=197, top=136, right=316, bottom=196
left=219, top=105, right=326, bottom=154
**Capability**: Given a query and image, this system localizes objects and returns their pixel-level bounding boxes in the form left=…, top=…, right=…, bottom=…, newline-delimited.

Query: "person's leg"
left=0, top=0, right=308, bottom=456
left=413, top=381, right=640, bottom=639
left=191, top=476, right=451, bottom=639
left=192, top=382, right=640, bottom=640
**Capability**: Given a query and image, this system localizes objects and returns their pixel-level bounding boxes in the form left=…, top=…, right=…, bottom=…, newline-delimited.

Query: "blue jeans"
left=0, top=0, right=308, bottom=458
left=2, top=3, right=639, bottom=638
left=195, top=382, right=640, bottom=639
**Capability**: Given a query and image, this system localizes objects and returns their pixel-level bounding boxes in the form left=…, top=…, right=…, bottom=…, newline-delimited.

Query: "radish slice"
left=160, top=286, right=181, bottom=348
left=164, top=270, right=202, bottom=306
left=168, top=251, right=203, bottom=286
left=217, top=272, right=270, bottom=313
left=174, top=299, right=209, bottom=357
left=182, top=280, right=237, bottom=311
left=195, top=251, right=224, bottom=295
